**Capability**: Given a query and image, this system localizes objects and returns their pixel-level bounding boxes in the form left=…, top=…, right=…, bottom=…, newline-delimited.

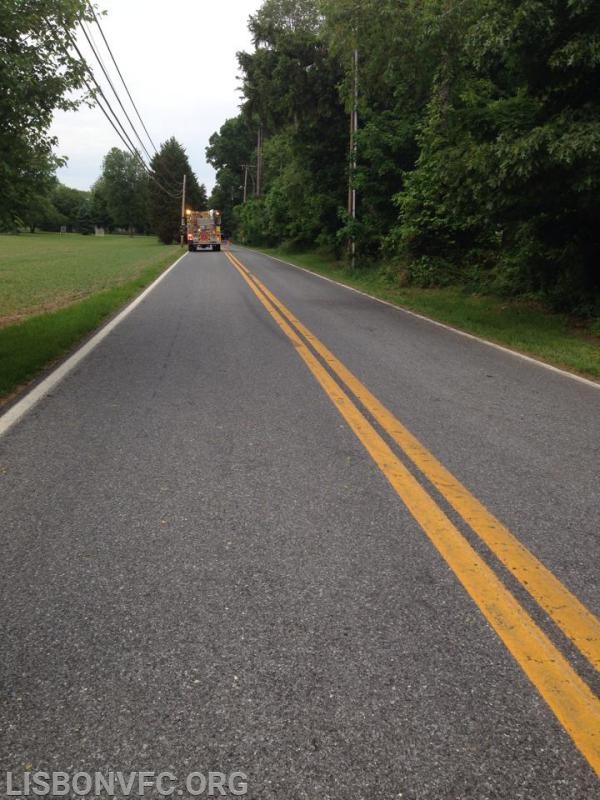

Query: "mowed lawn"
left=0, top=232, right=178, bottom=326
left=0, top=232, right=180, bottom=399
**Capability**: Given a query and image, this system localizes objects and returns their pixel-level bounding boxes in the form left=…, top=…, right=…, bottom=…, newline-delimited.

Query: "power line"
left=77, top=21, right=183, bottom=197
left=49, top=19, right=182, bottom=199
left=64, top=27, right=148, bottom=165
left=78, top=19, right=154, bottom=163
left=86, top=3, right=159, bottom=155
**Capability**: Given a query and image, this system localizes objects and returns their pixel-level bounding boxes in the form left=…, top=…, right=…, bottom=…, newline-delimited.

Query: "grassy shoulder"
left=0, top=234, right=180, bottom=400
left=253, top=247, right=600, bottom=381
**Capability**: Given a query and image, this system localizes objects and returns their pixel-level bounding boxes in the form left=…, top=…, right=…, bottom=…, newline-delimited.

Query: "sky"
left=50, top=0, right=264, bottom=195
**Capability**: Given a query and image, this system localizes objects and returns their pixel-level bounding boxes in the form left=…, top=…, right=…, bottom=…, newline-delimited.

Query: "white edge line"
left=238, top=246, right=600, bottom=391
left=0, top=252, right=188, bottom=437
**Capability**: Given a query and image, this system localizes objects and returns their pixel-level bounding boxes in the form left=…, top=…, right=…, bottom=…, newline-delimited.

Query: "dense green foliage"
left=15, top=180, right=91, bottom=233
left=51, top=182, right=90, bottom=228
left=208, top=0, right=600, bottom=313
left=97, top=148, right=150, bottom=233
left=394, top=0, right=600, bottom=313
left=206, top=116, right=256, bottom=233
left=208, top=0, right=348, bottom=250
left=0, top=0, right=94, bottom=229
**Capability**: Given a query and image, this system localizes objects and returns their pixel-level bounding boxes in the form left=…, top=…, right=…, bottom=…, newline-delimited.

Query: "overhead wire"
left=67, top=31, right=147, bottom=168
left=63, top=26, right=147, bottom=162
left=86, top=3, right=159, bottom=155
left=76, top=14, right=185, bottom=197
left=78, top=18, right=155, bottom=163
left=47, top=18, right=182, bottom=199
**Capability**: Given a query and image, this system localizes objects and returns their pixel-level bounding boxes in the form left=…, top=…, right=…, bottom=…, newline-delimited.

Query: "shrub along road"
left=1, top=246, right=598, bottom=799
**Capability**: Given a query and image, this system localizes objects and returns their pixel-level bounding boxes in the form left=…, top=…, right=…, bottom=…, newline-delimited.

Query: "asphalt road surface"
left=1, top=246, right=599, bottom=800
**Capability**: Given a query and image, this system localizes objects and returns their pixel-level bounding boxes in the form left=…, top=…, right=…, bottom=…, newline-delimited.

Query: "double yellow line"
left=225, top=250, right=600, bottom=775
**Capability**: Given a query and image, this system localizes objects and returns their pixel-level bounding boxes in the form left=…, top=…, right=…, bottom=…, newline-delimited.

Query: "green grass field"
left=256, top=248, right=600, bottom=380
left=0, top=233, right=180, bottom=399
left=0, top=232, right=178, bottom=326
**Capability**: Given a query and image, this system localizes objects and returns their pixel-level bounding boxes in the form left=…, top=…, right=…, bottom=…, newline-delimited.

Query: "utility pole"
left=180, top=173, right=186, bottom=247
left=348, top=46, right=358, bottom=269
left=242, top=164, right=257, bottom=201
left=242, top=164, right=249, bottom=203
left=256, top=124, right=262, bottom=197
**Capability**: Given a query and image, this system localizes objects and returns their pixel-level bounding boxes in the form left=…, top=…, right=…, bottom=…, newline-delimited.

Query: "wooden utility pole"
left=256, top=125, right=262, bottom=197
left=180, top=173, right=187, bottom=246
left=242, top=164, right=249, bottom=203
left=348, top=47, right=358, bottom=268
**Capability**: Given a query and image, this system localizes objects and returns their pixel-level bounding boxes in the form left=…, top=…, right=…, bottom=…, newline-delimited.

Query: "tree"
left=89, top=178, right=114, bottom=230
left=19, top=183, right=64, bottom=233
left=249, top=0, right=322, bottom=40
left=51, top=183, right=90, bottom=231
left=322, top=0, right=451, bottom=257
left=206, top=0, right=600, bottom=312
left=394, top=0, right=600, bottom=310
left=0, top=0, right=94, bottom=228
left=206, top=115, right=257, bottom=233
left=76, top=199, right=94, bottom=235
left=228, top=0, right=347, bottom=249
left=149, top=138, right=206, bottom=244
left=99, top=148, right=149, bottom=233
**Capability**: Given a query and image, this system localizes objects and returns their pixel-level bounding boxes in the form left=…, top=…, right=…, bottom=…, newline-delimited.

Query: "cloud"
left=50, top=0, right=261, bottom=193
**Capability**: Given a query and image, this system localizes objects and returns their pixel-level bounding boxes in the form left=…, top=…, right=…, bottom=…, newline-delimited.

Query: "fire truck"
left=185, top=209, right=222, bottom=252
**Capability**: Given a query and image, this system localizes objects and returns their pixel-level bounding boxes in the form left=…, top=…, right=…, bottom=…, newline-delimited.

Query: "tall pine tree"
left=149, top=138, right=206, bottom=244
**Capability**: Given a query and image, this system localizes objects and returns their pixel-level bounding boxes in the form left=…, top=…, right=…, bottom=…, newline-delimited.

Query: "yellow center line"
left=225, top=250, right=600, bottom=776
left=227, top=251, right=600, bottom=675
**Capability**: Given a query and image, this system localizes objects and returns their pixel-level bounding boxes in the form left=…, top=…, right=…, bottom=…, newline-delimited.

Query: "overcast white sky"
left=50, top=0, right=263, bottom=195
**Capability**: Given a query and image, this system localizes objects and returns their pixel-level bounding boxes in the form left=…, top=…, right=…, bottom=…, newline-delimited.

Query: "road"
left=1, top=245, right=599, bottom=799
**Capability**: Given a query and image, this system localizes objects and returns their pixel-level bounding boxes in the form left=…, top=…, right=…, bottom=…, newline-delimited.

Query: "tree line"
left=22, top=139, right=207, bottom=243
left=207, top=0, right=600, bottom=314
left=0, top=1, right=206, bottom=244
